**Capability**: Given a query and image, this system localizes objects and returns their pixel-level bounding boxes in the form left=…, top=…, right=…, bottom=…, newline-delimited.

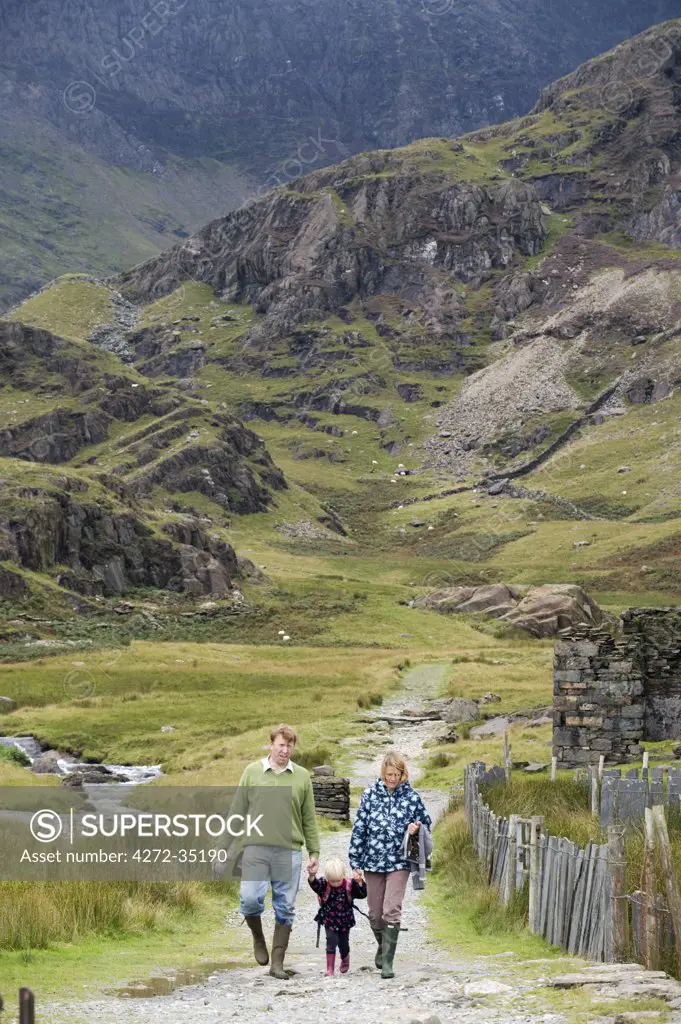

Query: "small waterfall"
left=0, top=735, right=162, bottom=814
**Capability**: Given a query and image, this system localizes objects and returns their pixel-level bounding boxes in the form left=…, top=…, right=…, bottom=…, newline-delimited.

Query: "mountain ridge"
left=2, top=0, right=681, bottom=309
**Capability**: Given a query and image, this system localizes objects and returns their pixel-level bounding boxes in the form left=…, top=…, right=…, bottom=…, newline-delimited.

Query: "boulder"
left=528, top=715, right=554, bottom=728
left=312, top=765, right=335, bottom=776
left=32, top=750, right=65, bottom=774
left=437, top=725, right=459, bottom=744
left=440, top=698, right=479, bottom=724
left=415, top=582, right=602, bottom=638
left=61, top=773, right=85, bottom=789
left=414, top=583, right=523, bottom=619
left=63, top=765, right=129, bottom=784
left=0, top=697, right=15, bottom=714
left=487, top=479, right=508, bottom=496
left=499, top=584, right=602, bottom=638
left=401, top=706, right=442, bottom=720
left=470, top=716, right=510, bottom=739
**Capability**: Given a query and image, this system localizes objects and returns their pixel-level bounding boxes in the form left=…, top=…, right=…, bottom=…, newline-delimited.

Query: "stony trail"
left=43, top=664, right=572, bottom=1024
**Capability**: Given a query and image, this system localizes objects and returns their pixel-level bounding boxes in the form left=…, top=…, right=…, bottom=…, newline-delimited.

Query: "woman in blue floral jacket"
left=348, top=751, right=431, bottom=979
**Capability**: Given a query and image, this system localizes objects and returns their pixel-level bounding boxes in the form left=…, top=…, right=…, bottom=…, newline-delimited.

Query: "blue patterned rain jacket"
left=349, top=779, right=432, bottom=873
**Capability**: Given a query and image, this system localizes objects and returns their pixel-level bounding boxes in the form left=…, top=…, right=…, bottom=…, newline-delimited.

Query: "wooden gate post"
left=528, top=815, right=544, bottom=933
left=652, top=805, right=681, bottom=977
left=607, top=826, right=629, bottom=962
left=19, top=988, right=34, bottom=1024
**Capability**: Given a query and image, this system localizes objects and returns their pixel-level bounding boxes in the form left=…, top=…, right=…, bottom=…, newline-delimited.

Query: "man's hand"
left=307, top=857, right=319, bottom=876
left=407, top=822, right=421, bottom=836
left=352, top=868, right=364, bottom=882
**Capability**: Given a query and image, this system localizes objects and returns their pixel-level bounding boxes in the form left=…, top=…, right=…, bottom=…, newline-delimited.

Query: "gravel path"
left=42, top=664, right=570, bottom=1024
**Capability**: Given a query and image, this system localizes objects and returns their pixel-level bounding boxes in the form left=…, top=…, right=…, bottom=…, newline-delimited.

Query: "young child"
left=307, top=855, right=367, bottom=976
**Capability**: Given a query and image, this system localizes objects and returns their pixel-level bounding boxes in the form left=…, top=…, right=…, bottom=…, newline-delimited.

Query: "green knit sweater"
left=233, top=759, right=320, bottom=857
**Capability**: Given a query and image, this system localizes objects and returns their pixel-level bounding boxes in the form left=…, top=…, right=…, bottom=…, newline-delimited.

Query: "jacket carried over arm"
left=403, top=822, right=434, bottom=889
left=349, top=779, right=431, bottom=873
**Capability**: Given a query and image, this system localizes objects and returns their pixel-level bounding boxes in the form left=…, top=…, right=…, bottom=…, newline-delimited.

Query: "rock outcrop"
left=119, top=173, right=547, bottom=349
left=415, top=583, right=603, bottom=638
left=0, top=484, right=241, bottom=598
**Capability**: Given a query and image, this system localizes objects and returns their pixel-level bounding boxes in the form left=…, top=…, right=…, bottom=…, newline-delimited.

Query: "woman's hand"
left=352, top=868, right=364, bottom=882
left=407, top=822, right=421, bottom=836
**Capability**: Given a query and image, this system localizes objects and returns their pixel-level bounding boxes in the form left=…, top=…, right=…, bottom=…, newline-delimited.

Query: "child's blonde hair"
left=324, top=856, right=346, bottom=883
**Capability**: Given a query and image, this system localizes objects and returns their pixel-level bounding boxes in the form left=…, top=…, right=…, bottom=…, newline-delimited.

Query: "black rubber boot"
left=244, top=914, right=269, bottom=965
left=371, top=926, right=384, bottom=969
left=381, top=923, right=400, bottom=979
left=269, top=922, right=292, bottom=979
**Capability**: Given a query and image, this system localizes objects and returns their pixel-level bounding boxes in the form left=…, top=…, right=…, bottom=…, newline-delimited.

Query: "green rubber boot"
left=268, top=922, right=292, bottom=980
left=371, top=926, right=384, bottom=969
left=380, top=923, right=400, bottom=979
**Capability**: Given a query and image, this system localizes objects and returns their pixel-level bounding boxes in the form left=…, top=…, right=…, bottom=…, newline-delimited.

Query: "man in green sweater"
left=236, top=723, right=320, bottom=979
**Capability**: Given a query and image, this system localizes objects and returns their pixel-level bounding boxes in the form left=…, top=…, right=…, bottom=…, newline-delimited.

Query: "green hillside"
left=2, top=19, right=681, bottom=657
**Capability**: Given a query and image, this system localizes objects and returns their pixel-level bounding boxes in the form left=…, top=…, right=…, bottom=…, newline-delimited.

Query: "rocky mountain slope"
left=3, top=18, right=681, bottom=640
left=2, top=0, right=681, bottom=310
left=0, top=307, right=288, bottom=608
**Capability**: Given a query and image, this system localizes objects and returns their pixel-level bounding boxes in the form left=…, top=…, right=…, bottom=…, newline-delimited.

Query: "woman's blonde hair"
left=324, top=856, right=346, bottom=883
left=381, top=751, right=409, bottom=783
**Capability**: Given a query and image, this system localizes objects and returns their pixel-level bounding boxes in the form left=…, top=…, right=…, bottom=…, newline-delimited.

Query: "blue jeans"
left=239, top=845, right=302, bottom=925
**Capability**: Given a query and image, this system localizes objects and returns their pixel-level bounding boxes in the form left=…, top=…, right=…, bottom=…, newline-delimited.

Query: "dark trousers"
left=325, top=926, right=350, bottom=956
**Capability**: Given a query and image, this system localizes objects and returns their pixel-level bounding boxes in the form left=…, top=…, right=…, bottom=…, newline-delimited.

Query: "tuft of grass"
left=430, top=811, right=538, bottom=942
left=481, top=774, right=594, bottom=843
left=0, top=745, right=31, bottom=767
left=295, top=745, right=335, bottom=770
left=0, top=879, right=233, bottom=951
left=357, top=691, right=384, bottom=709
left=427, top=751, right=451, bottom=769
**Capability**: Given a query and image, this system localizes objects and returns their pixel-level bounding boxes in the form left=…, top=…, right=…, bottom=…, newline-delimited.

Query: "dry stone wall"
left=622, top=608, right=681, bottom=742
left=311, top=766, right=350, bottom=821
left=553, top=609, right=681, bottom=768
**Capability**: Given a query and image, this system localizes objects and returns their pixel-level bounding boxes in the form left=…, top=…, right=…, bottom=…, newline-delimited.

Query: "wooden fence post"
left=591, top=766, right=599, bottom=818
left=504, top=814, right=519, bottom=904
left=652, top=804, right=681, bottom=977
left=607, top=826, right=628, bottom=962
left=551, top=756, right=557, bottom=782
left=598, top=754, right=605, bottom=780
left=642, top=806, right=660, bottom=970
left=528, top=815, right=544, bottom=933
left=503, top=732, right=512, bottom=782
left=19, top=988, right=34, bottom=1024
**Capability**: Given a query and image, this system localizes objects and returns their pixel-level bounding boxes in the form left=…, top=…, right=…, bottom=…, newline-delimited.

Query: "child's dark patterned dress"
left=308, top=876, right=367, bottom=930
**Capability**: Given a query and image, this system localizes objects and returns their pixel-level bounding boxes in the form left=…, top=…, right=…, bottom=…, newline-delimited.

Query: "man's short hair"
left=270, top=723, right=297, bottom=745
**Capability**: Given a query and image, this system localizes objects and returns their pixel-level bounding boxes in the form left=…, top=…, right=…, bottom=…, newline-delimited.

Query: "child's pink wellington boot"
left=340, top=953, right=350, bottom=974
left=325, top=953, right=335, bottom=977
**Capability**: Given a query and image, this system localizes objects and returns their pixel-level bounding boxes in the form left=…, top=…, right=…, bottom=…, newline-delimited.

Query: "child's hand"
left=352, top=868, right=363, bottom=882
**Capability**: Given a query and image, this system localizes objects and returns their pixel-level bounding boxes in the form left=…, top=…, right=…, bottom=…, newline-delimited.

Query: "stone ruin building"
left=553, top=608, right=681, bottom=769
